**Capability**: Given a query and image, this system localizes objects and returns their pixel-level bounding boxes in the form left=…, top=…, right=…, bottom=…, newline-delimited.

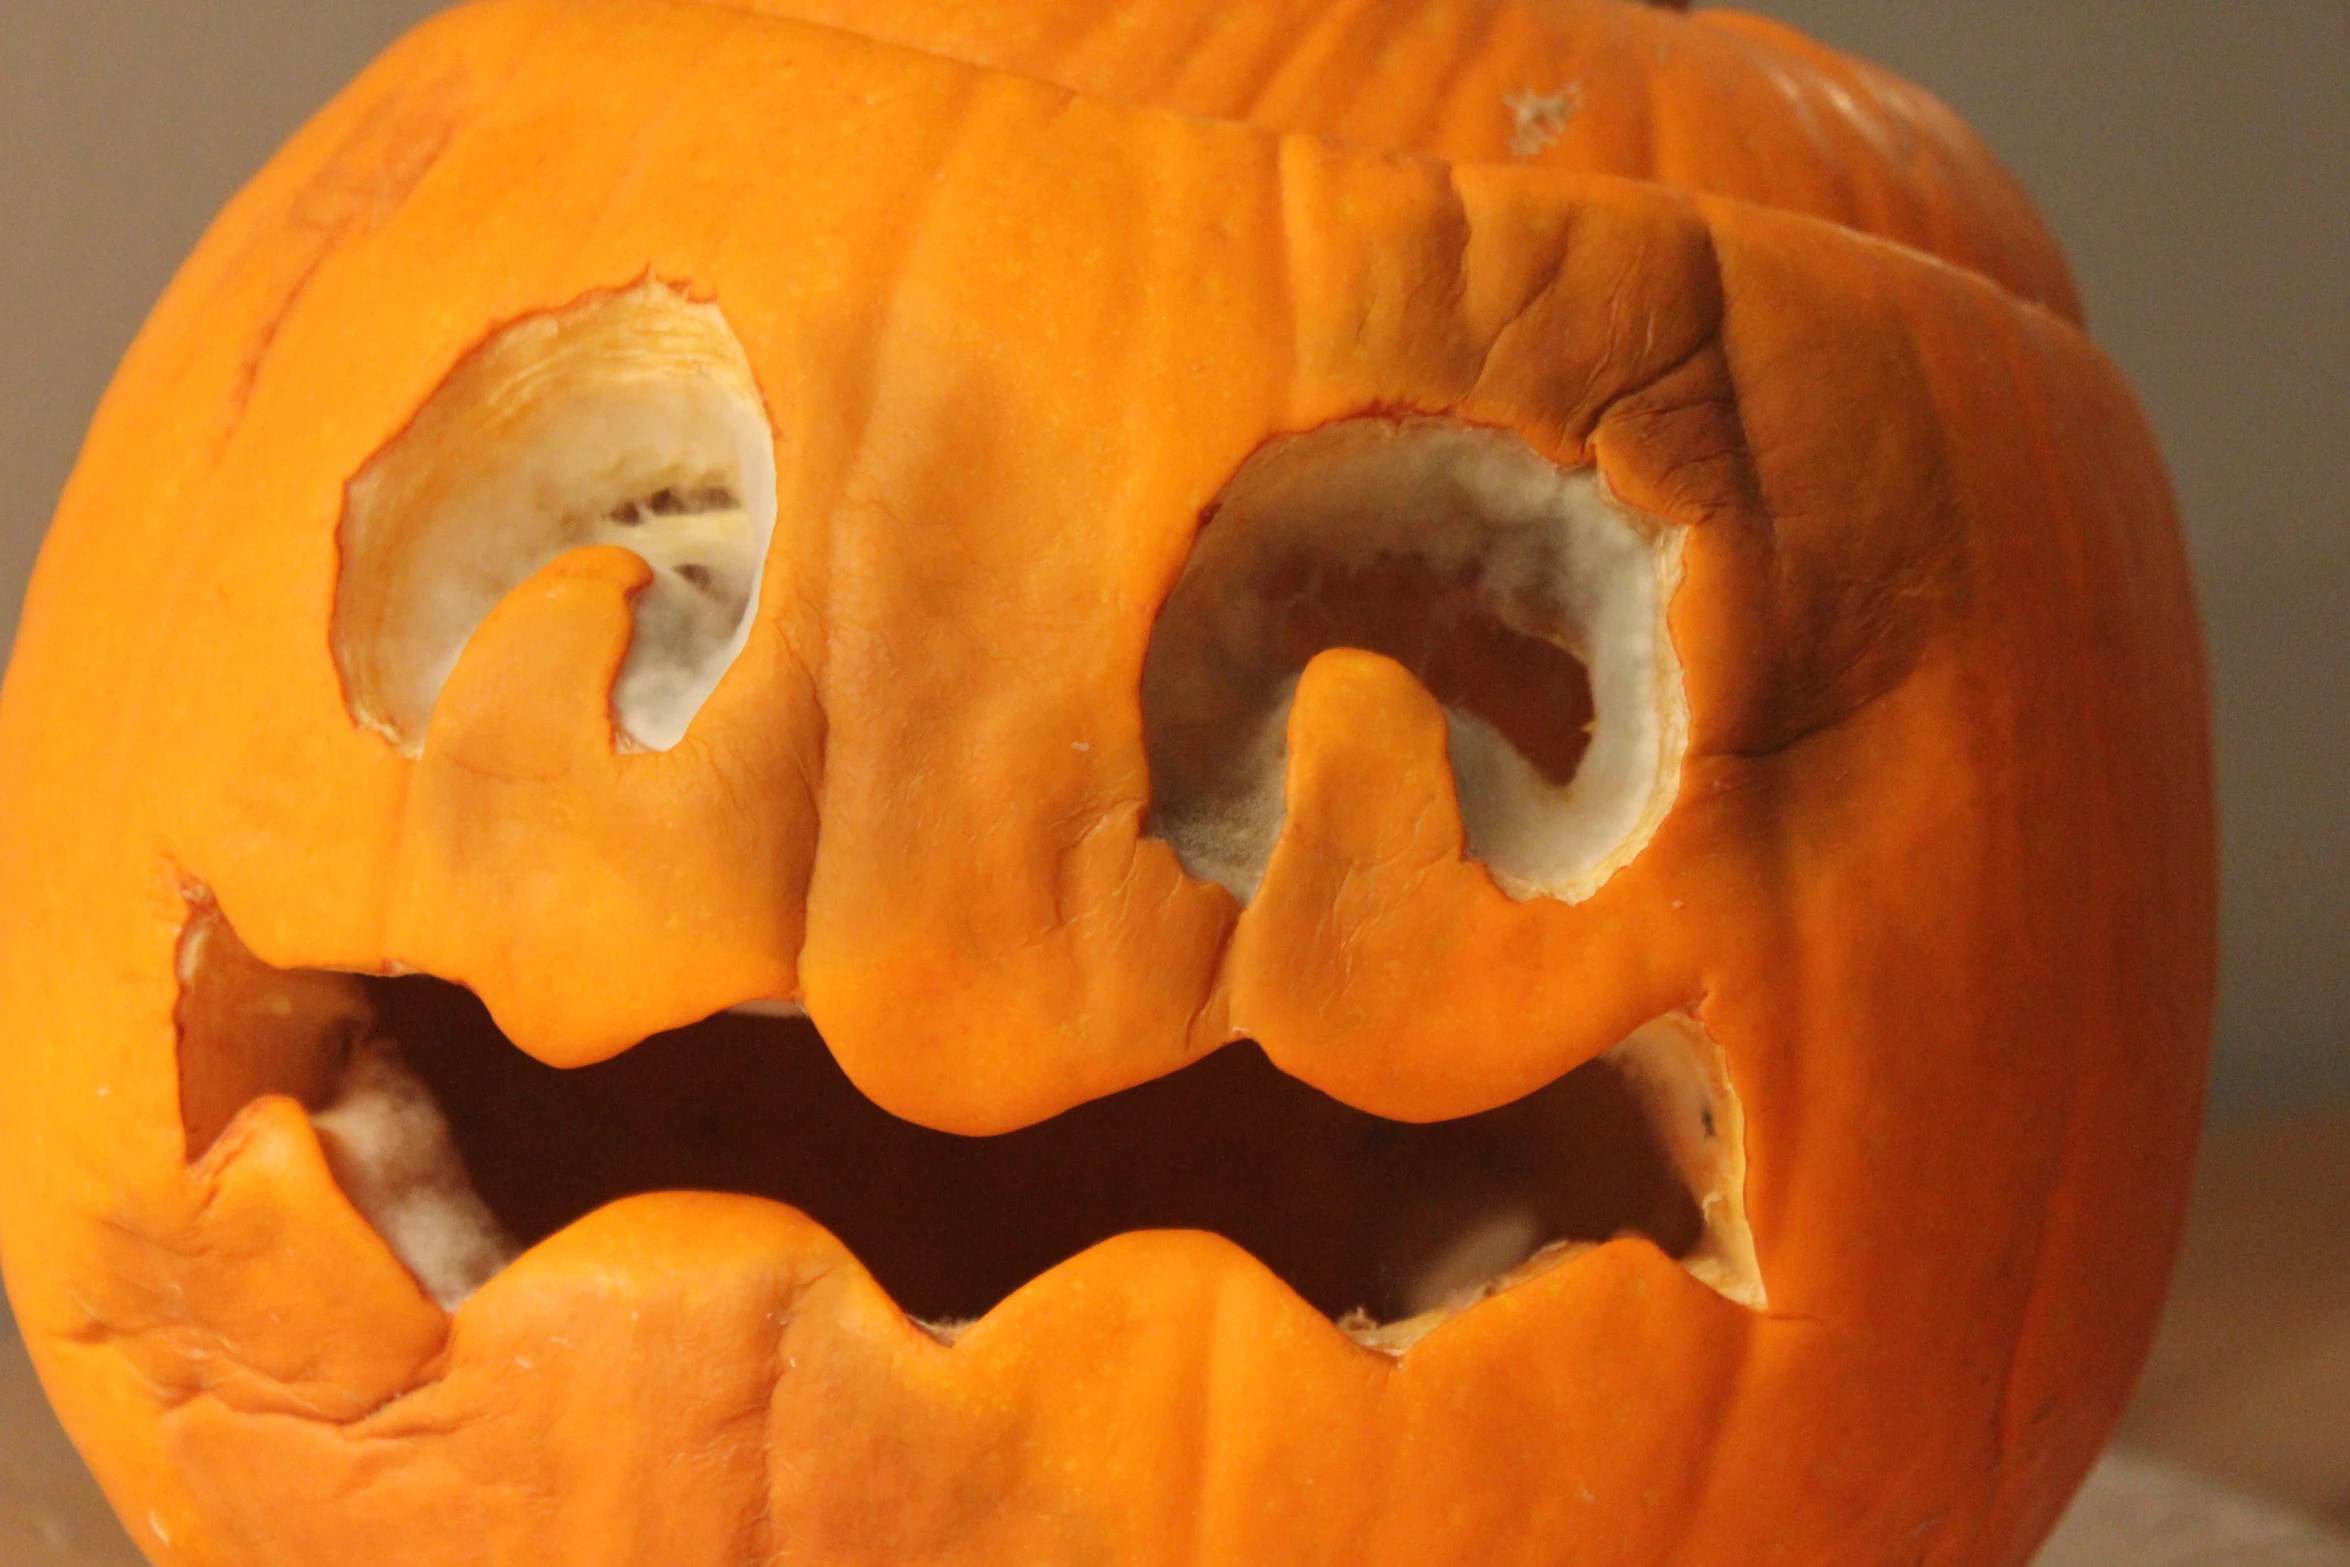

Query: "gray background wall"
left=2, top=2, right=2343, bottom=1109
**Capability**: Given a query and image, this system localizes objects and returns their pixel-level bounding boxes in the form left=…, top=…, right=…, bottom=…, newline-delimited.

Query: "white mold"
left=311, top=1040, right=516, bottom=1312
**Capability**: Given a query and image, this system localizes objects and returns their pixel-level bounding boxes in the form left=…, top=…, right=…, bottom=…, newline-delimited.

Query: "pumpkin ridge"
left=656, top=0, right=2077, bottom=317
left=598, top=0, right=2070, bottom=327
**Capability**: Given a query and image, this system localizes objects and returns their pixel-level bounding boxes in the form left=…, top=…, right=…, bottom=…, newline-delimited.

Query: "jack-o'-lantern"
left=0, top=1, right=2213, bottom=1564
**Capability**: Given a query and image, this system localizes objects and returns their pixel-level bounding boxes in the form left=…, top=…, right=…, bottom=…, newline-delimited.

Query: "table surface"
left=6, top=1111, right=2347, bottom=1564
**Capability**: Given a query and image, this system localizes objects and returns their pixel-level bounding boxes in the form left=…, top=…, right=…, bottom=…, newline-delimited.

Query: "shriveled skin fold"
left=0, top=3, right=2209, bottom=1567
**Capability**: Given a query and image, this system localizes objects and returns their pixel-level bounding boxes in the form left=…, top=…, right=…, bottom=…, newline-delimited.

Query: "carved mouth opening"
left=178, top=902, right=1761, bottom=1354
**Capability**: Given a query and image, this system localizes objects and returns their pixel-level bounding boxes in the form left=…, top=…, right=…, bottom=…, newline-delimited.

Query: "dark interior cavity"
left=365, top=975, right=1699, bottom=1326
left=1147, top=549, right=1598, bottom=810
left=1253, top=552, right=1596, bottom=785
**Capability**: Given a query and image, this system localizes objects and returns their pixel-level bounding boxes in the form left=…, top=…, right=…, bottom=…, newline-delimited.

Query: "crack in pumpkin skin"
left=0, top=2, right=2211, bottom=1564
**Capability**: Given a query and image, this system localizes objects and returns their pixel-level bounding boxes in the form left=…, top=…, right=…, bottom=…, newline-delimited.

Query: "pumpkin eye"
left=332, top=282, right=777, bottom=754
left=1143, top=417, right=1686, bottom=902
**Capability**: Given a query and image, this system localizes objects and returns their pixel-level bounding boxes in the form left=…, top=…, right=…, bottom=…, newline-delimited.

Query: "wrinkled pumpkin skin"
left=0, top=2, right=2211, bottom=1565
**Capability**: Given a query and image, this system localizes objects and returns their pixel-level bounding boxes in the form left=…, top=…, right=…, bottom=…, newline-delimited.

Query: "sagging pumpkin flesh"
left=0, top=1, right=2211, bottom=1565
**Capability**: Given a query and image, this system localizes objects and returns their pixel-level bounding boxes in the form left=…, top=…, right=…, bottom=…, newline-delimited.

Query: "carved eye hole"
left=1142, top=418, right=1687, bottom=903
left=333, top=281, right=777, bottom=755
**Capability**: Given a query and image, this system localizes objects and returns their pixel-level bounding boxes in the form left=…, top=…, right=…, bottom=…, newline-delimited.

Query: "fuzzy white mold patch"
left=1143, top=417, right=1687, bottom=904
left=334, top=280, right=777, bottom=754
left=1505, top=84, right=1582, bottom=159
left=311, top=1041, right=516, bottom=1311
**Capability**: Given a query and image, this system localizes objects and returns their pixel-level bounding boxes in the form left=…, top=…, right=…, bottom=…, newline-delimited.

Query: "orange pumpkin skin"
left=744, top=0, right=2082, bottom=322
left=0, top=3, right=2212, bottom=1566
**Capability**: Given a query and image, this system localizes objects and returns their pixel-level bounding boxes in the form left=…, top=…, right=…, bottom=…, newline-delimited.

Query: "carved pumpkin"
left=0, top=1, right=2212, bottom=1564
